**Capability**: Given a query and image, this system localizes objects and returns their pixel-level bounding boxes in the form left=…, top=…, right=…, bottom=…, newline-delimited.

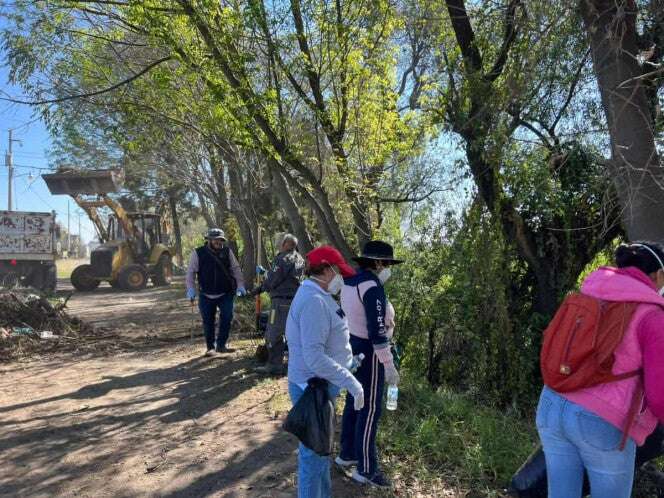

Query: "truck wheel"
left=71, top=264, right=100, bottom=292
left=28, top=266, right=45, bottom=290
left=43, top=264, right=57, bottom=292
left=1, top=272, right=19, bottom=289
left=152, top=254, right=173, bottom=287
left=119, top=264, right=148, bottom=291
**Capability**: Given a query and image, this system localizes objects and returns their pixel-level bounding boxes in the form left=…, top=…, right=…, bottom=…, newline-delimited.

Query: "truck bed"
left=0, top=210, right=56, bottom=260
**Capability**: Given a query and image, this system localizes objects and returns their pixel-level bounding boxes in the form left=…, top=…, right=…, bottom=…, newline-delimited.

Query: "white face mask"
left=327, top=274, right=344, bottom=295
left=311, top=268, right=344, bottom=295
left=377, top=267, right=392, bottom=285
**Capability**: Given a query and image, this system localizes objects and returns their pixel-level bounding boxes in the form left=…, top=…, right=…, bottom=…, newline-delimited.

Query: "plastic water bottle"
left=386, top=384, right=398, bottom=411
left=350, top=353, right=365, bottom=373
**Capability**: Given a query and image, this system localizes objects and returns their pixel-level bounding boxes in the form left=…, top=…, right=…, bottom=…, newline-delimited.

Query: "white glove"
left=348, top=380, right=364, bottom=411
left=384, top=363, right=400, bottom=386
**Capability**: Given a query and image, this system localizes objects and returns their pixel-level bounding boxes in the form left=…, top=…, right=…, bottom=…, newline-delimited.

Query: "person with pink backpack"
left=537, top=242, right=664, bottom=498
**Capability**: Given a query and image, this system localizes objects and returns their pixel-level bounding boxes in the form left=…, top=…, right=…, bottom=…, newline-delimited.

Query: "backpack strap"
left=205, top=245, right=237, bottom=290
left=610, top=368, right=642, bottom=382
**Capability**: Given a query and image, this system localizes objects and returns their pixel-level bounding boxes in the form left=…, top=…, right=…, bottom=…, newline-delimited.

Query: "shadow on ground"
left=0, top=349, right=373, bottom=497
left=0, top=276, right=374, bottom=497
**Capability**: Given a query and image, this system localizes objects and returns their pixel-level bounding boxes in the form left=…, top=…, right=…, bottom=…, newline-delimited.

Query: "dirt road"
left=0, top=279, right=379, bottom=498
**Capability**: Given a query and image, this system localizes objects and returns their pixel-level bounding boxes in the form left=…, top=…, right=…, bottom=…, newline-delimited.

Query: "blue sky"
left=0, top=70, right=96, bottom=244
left=0, top=11, right=95, bottom=244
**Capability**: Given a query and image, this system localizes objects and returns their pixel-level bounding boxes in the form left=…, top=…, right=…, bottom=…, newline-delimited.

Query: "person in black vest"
left=186, top=228, right=246, bottom=357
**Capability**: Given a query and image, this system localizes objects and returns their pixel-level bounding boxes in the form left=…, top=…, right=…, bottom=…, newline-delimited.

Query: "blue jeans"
left=288, top=381, right=340, bottom=498
left=536, top=386, right=636, bottom=498
left=198, top=293, right=234, bottom=351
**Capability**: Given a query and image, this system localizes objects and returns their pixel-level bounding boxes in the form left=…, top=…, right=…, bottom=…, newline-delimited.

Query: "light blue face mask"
left=630, top=243, right=664, bottom=295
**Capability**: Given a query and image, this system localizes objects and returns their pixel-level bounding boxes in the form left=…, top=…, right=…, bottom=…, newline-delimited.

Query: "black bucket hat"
left=352, top=240, right=404, bottom=265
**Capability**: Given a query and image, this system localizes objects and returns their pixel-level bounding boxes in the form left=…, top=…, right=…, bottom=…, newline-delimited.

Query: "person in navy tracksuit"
left=336, top=240, right=403, bottom=489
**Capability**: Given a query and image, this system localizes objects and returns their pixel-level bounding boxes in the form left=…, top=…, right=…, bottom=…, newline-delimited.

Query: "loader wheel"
left=118, top=264, right=148, bottom=291
left=152, top=254, right=173, bottom=287
left=71, top=265, right=100, bottom=292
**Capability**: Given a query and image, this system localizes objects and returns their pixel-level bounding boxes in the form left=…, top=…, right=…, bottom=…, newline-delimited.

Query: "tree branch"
left=485, top=0, right=521, bottom=82
left=379, top=188, right=445, bottom=203
left=445, top=0, right=483, bottom=73
left=0, top=56, right=172, bottom=105
left=550, top=47, right=591, bottom=132
left=62, top=0, right=183, bottom=14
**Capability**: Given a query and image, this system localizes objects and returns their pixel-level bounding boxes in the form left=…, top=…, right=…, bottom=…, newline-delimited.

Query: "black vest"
left=196, top=245, right=236, bottom=295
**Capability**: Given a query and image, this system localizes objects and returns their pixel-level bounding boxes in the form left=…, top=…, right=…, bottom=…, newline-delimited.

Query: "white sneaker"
left=334, top=456, right=358, bottom=468
left=205, top=349, right=218, bottom=357
left=351, top=469, right=392, bottom=488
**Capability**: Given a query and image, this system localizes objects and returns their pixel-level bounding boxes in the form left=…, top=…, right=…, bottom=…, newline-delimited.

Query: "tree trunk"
left=279, top=167, right=355, bottom=259
left=269, top=161, right=314, bottom=253
left=581, top=0, right=664, bottom=242
left=195, top=189, right=215, bottom=228
left=225, top=154, right=258, bottom=288
left=167, top=191, right=184, bottom=267
left=213, top=156, right=230, bottom=229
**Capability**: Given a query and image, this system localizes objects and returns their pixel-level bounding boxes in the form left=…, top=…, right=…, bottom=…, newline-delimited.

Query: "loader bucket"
left=42, top=169, right=124, bottom=195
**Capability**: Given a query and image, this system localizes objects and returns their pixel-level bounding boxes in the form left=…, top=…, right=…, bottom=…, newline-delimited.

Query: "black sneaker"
left=351, top=470, right=392, bottom=488
left=216, top=346, right=236, bottom=353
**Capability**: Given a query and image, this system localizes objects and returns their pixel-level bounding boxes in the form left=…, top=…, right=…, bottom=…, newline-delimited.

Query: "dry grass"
left=56, top=258, right=89, bottom=279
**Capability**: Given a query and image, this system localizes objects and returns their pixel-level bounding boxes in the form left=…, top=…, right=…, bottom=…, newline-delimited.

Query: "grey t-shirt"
left=286, top=279, right=358, bottom=391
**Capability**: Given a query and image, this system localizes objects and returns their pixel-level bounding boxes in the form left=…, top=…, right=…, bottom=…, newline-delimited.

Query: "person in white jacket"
left=336, top=240, right=403, bottom=489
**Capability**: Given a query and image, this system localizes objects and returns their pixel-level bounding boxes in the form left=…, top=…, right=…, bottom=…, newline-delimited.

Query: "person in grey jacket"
left=286, top=245, right=365, bottom=498
left=253, top=234, right=305, bottom=374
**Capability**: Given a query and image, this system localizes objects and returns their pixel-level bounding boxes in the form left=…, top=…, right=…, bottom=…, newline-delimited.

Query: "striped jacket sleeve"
left=362, top=284, right=393, bottom=364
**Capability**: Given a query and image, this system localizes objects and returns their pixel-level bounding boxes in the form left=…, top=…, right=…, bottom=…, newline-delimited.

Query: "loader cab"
left=106, top=212, right=163, bottom=259
left=130, top=213, right=164, bottom=251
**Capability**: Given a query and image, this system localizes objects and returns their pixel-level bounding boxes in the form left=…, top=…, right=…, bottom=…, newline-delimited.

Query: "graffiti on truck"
left=0, top=213, right=53, bottom=254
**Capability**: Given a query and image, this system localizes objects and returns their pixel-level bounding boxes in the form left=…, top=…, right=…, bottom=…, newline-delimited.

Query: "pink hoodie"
left=562, top=266, right=664, bottom=445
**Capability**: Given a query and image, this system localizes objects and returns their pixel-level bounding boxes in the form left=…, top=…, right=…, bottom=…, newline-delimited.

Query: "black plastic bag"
left=283, top=377, right=336, bottom=456
left=637, top=425, right=664, bottom=467
left=508, top=425, right=664, bottom=497
left=507, top=444, right=548, bottom=498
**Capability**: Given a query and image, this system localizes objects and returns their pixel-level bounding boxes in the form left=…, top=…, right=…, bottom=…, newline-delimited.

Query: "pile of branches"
left=0, top=291, right=94, bottom=361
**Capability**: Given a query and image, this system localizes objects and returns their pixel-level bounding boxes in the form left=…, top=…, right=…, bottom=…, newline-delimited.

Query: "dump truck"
left=42, top=169, right=174, bottom=292
left=0, top=210, right=58, bottom=291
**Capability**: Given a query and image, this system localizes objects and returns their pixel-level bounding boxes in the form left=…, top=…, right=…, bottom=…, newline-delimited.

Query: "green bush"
left=388, top=206, right=542, bottom=408
left=380, top=378, right=537, bottom=493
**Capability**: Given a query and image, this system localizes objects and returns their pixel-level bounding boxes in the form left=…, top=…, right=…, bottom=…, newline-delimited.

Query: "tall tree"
left=581, top=0, right=664, bottom=242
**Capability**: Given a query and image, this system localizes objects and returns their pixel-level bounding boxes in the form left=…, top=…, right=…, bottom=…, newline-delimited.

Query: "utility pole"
left=77, top=210, right=82, bottom=258
left=5, top=130, right=21, bottom=211
left=67, top=200, right=71, bottom=255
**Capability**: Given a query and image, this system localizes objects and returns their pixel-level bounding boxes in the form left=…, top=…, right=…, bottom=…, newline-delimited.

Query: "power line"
left=12, top=152, right=49, bottom=159
left=11, top=164, right=53, bottom=170
left=26, top=183, right=57, bottom=211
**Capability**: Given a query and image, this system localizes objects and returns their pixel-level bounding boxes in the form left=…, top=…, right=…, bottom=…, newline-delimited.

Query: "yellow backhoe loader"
left=43, top=169, right=174, bottom=292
